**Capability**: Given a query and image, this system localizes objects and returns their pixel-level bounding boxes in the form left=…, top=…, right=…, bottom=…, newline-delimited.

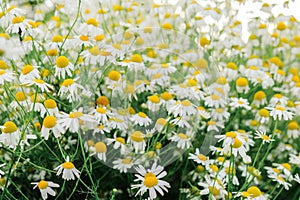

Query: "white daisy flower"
left=266, top=105, right=294, bottom=121
left=131, top=163, right=170, bottom=200
left=0, top=121, right=20, bottom=149
left=167, top=100, right=197, bottom=117
left=146, top=95, right=162, bottom=112
left=54, top=56, right=74, bottom=79
left=58, top=78, right=85, bottom=102
left=169, top=130, right=194, bottom=149
left=131, top=112, right=152, bottom=127
left=41, top=116, right=65, bottom=140
left=0, top=69, right=14, bottom=85
left=128, top=131, right=147, bottom=153
left=106, top=134, right=127, bottom=154
left=254, top=130, right=274, bottom=144
left=230, top=97, right=251, bottom=110
left=189, top=148, right=210, bottom=166
left=44, top=99, right=59, bottom=116
left=112, top=157, right=134, bottom=173
left=31, top=180, right=60, bottom=200
left=19, top=64, right=40, bottom=83
left=90, top=141, right=107, bottom=162
left=23, top=79, right=54, bottom=92
left=54, top=156, right=80, bottom=181
left=204, top=94, right=227, bottom=108
left=58, top=111, right=95, bottom=133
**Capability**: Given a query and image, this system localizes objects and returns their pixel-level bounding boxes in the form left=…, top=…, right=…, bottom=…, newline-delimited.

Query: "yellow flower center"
left=281, top=163, right=291, bottom=171
left=227, top=62, right=237, bottom=69
left=37, top=180, right=48, bottom=190
left=156, top=118, right=167, bottom=126
left=232, top=138, right=242, bottom=148
left=148, top=95, right=160, bottom=103
left=12, top=16, right=25, bottom=24
left=209, top=186, right=220, bottom=196
left=162, top=23, right=173, bottom=30
left=44, top=99, right=57, bottom=108
left=108, top=70, right=121, bottom=81
left=144, top=172, right=158, bottom=188
left=52, top=35, right=63, bottom=43
left=210, top=164, right=219, bottom=172
left=62, top=79, right=74, bottom=87
left=47, top=49, right=58, bottom=56
left=199, top=36, right=210, bottom=47
left=0, top=60, right=7, bottom=69
left=259, top=108, right=269, bottom=117
left=261, top=134, right=270, bottom=141
left=43, top=116, right=57, bottom=128
left=247, top=186, right=261, bottom=197
left=211, top=94, right=220, bottom=100
left=94, top=142, right=107, bottom=153
left=96, top=107, right=106, bottom=114
left=131, top=131, right=144, bottom=142
left=288, top=121, right=298, bottom=130
left=161, top=92, right=173, bottom=100
left=275, top=106, right=285, bottom=111
left=56, top=56, right=69, bottom=68
left=225, top=131, right=237, bottom=138
left=96, top=96, right=109, bottom=106
left=216, top=77, right=227, bottom=85
left=197, top=154, right=206, bottom=161
left=22, top=65, right=34, bottom=75
left=33, top=79, right=45, bottom=84
left=2, top=121, right=18, bottom=133
left=138, top=112, right=147, bottom=118
left=95, top=34, right=105, bottom=41
left=130, top=54, right=143, bottom=63
left=116, top=137, right=125, bottom=144
left=277, top=21, right=287, bottom=31
left=236, top=77, right=248, bottom=87
left=15, top=91, right=27, bottom=101
left=68, top=111, right=83, bottom=119
left=254, top=91, right=266, bottom=100
left=178, top=133, right=188, bottom=139
left=122, top=158, right=132, bottom=164
left=62, top=161, right=75, bottom=169
left=277, top=176, right=285, bottom=182
left=86, top=18, right=98, bottom=26
left=0, top=69, right=6, bottom=75
left=79, top=35, right=89, bottom=41
left=181, top=100, right=191, bottom=106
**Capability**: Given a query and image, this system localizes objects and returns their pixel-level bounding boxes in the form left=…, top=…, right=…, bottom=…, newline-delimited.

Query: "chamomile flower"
left=23, top=79, right=54, bottom=92
left=54, top=156, right=80, bottom=181
left=266, top=105, right=294, bottom=121
left=256, top=108, right=270, bottom=124
left=147, top=95, right=162, bottom=112
left=54, top=56, right=74, bottom=79
left=0, top=121, right=20, bottom=149
left=90, top=141, right=107, bottom=162
left=19, top=64, right=40, bottom=83
left=167, top=99, right=197, bottom=117
left=131, top=112, right=152, bottom=126
left=31, top=180, right=60, bottom=200
left=6, top=16, right=28, bottom=35
left=287, top=121, right=299, bottom=138
left=106, top=134, right=127, bottom=154
left=44, top=99, right=59, bottom=116
left=129, top=131, right=146, bottom=153
left=131, top=163, right=170, bottom=200
left=41, top=116, right=65, bottom=140
left=252, top=91, right=267, bottom=107
left=230, top=97, right=251, bottom=110
left=170, top=130, right=194, bottom=149
left=0, top=69, right=14, bottom=85
left=254, top=130, right=274, bottom=144
left=236, top=77, right=250, bottom=93
left=112, top=157, right=134, bottom=173
left=58, top=78, right=84, bottom=102
left=268, top=174, right=292, bottom=190
left=189, top=148, right=210, bottom=165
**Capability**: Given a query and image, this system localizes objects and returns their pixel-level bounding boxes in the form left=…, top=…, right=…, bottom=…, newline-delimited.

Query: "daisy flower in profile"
left=54, top=156, right=80, bottom=181
left=254, top=130, right=274, bottom=144
left=147, top=95, right=162, bottom=112
left=19, top=64, right=40, bottom=83
left=189, top=148, right=210, bottom=166
left=90, top=141, right=107, bottom=162
left=229, top=97, right=251, bottom=110
left=167, top=99, right=197, bottom=117
left=112, top=157, right=134, bottom=173
left=129, top=131, right=146, bottom=153
left=131, top=163, right=170, bottom=200
left=31, top=180, right=59, bottom=200
left=131, top=112, right=152, bottom=126
left=237, top=186, right=267, bottom=200
left=58, top=78, right=84, bottom=102
left=170, top=130, right=194, bottom=149
left=44, top=99, right=59, bottom=116
left=0, top=69, right=14, bottom=85
left=23, top=78, right=54, bottom=92
left=58, top=110, right=94, bottom=133
left=252, top=91, right=267, bottom=107
left=0, top=121, right=20, bottom=149
left=6, top=16, right=28, bottom=35
left=236, top=77, right=249, bottom=93
left=41, top=116, right=65, bottom=140
left=54, top=56, right=74, bottom=79
left=266, top=105, right=294, bottom=121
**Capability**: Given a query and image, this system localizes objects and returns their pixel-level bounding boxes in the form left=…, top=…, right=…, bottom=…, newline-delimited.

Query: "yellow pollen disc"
left=144, top=26, right=153, bottom=33
left=249, top=66, right=258, bottom=70
left=277, top=21, right=286, bottom=31
left=161, top=92, right=173, bottom=100
left=211, top=94, right=220, bottom=100
left=69, top=112, right=83, bottom=118
left=277, top=176, right=285, bottom=182
left=261, top=135, right=270, bottom=141
left=281, top=163, right=291, bottom=171
left=86, top=18, right=98, bottom=26
left=52, top=35, right=63, bottom=43
left=237, top=100, right=244, bottom=104
left=250, top=120, right=259, bottom=126
left=62, top=79, right=74, bottom=87
left=15, top=91, right=27, bottom=101
left=62, top=161, right=75, bottom=169
left=79, top=35, right=89, bottom=41
left=207, top=120, right=216, bottom=126
left=188, top=78, right=197, bottom=86
left=94, top=142, right=107, bottom=153
left=288, top=121, right=299, bottom=130
left=178, top=133, right=188, bottom=140
left=272, top=168, right=280, bottom=174
left=33, top=79, right=45, bottom=84
left=209, top=186, right=220, bottom=196
left=148, top=95, right=160, bottom=103
left=37, top=180, right=48, bottom=190
left=12, top=16, right=25, bottom=24
left=108, top=70, right=121, bottom=81
left=116, top=137, right=125, bottom=144
left=131, top=131, right=144, bottom=142
left=144, top=172, right=158, bottom=188
left=44, top=99, right=57, bottom=109
left=2, top=121, right=18, bottom=133
left=0, top=69, right=6, bottom=75
left=138, top=112, right=147, bottom=118
left=162, top=23, right=173, bottom=30
left=96, top=96, right=109, bottom=106
left=241, top=191, right=250, bottom=197
left=232, top=138, right=242, bottom=148
left=0, top=60, right=7, bottom=69
left=274, top=94, right=282, bottom=99
left=210, top=164, right=219, bottom=172
left=181, top=100, right=191, bottom=106
left=227, top=62, right=237, bottom=70
left=275, top=106, right=285, bottom=111
left=199, top=37, right=210, bottom=47
left=94, top=34, right=104, bottom=41
left=56, top=56, right=69, bottom=68
left=226, top=131, right=236, bottom=138
left=122, top=158, right=131, bottom=164
left=96, top=107, right=106, bottom=114
left=22, top=65, right=34, bottom=75
left=247, top=186, right=261, bottom=197
left=197, top=154, right=206, bottom=161
left=156, top=118, right=167, bottom=125
left=236, top=77, right=248, bottom=87
left=130, top=54, right=143, bottom=63
left=259, top=108, right=269, bottom=117
left=47, top=49, right=58, bottom=56
left=43, top=116, right=57, bottom=128
left=254, top=91, right=266, bottom=100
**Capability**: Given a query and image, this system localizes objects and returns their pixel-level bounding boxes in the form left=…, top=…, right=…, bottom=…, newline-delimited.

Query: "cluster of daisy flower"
left=0, top=0, right=300, bottom=199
